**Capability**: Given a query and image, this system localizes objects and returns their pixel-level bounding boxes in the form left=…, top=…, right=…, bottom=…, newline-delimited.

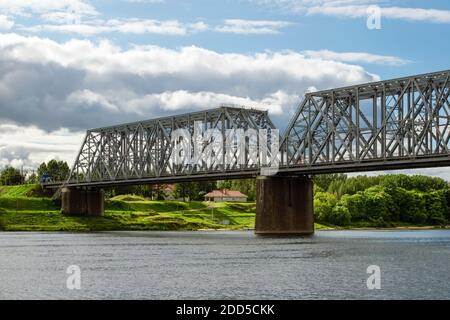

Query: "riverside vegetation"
left=0, top=184, right=331, bottom=231
left=0, top=185, right=253, bottom=231
left=0, top=173, right=449, bottom=231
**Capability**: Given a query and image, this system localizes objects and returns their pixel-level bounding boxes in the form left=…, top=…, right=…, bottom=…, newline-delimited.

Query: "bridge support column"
left=62, top=188, right=104, bottom=217
left=255, top=176, right=314, bottom=236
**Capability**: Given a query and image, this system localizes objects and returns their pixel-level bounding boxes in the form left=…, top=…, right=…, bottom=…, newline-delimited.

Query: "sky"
left=1, top=0, right=450, bottom=179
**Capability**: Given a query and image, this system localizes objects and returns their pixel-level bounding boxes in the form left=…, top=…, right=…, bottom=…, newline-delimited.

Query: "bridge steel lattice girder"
left=44, top=70, right=450, bottom=189
left=280, top=69, right=450, bottom=172
left=64, top=106, right=277, bottom=188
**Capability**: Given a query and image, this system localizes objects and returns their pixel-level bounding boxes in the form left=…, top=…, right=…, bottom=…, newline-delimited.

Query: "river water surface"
left=0, top=230, right=449, bottom=299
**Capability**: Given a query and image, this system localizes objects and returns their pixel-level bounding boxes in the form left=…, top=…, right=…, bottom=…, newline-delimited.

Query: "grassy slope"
left=0, top=185, right=40, bottom=197
left=0, top=184, right=330, bottom=232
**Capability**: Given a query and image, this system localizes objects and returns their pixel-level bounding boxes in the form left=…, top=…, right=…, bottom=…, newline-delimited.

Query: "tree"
left=174, top=183, right=190, bottom=201
left=47, top=160, right=70, bottom=182
left=195, top=181, right=216, bottom=200
left=37, top=163, right=48, bottom=180
left=37, top=160, right=70, bottom=182
left=172, top=181, right=218, bottom=201
left=361, top=186, right=393, bottom=221
left=26, top=172, right=38, bottom=184
left=444, top=189, right=450, bottom=222
left=314, top=174, right=347, bottom=192
left=309, top=173, right=450, bottom=226
left=231, top=179, right=255, bottom=201
left=314, top=191, right=337, bottom=222
left=424, top=191, right=447, bottom=225
left=339, top=193, right=367, bottom=221
left=329, top=205, right=351, bottom=226
left=217, top=180, right=232, bottom=190
left=0, top=167, right=25, bottom=185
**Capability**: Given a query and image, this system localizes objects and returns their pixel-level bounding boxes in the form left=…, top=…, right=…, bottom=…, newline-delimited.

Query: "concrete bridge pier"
left=255, top=176, right=314, bottom=236
left=61, top=188, right=104, bottom=216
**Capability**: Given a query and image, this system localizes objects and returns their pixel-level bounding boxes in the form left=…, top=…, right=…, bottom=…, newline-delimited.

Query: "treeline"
left=0, top=160, right=70, bottom=185
left=314, top=174, right=450, bottom=227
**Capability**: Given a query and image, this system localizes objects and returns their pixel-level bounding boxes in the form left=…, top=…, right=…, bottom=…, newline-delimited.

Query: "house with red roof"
left=204, top=189, right=248, bottom=202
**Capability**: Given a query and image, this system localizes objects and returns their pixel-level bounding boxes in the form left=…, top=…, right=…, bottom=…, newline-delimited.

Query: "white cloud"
left=67, top=90, right=120, bottom=112
left=124, top=90, right=293, bottom=115
left=0, top=33, right=377, bottom=90
left=189, top=21, right=209, bottom=33
left=0, top=123, right=84, bottom=169
left=302, top=49, right=410, bottom=65
left=378, top=7, right=450, bottom=23
left=307, top=5, right=450, bottom=23
left=0, top=33, right=379, bottom=131
left=23, top=19, right=193, bottom=35
left=0, top=15, right=14, bottom=29
left=0, top=33, right=383, bottom=168
left=215, top=19, right=293, bottom=34
left=24, top=18, right=294, bottom=36
left=252, top=0, right=450, bottom=23
left=0, top=0, right=98, bottom=18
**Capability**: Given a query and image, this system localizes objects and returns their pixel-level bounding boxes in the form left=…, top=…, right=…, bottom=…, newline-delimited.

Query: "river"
left=0, top=230, right=449, bottom=299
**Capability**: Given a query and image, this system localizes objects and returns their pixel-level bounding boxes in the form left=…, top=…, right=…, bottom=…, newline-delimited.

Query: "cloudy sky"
left=1, top=0, right=450, bottom=178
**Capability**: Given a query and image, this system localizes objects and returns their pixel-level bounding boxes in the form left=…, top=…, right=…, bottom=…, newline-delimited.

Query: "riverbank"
left=0, top=185, right=332, bottom=232
left=0, top=199, right=331, bottom=232
left=0, top=187, right=328, bottom=231
left=1, top=205, right=445, bottom=232
left=0, top=195, right=251, bottom=232
left=0, top=185, right=446, bottom=232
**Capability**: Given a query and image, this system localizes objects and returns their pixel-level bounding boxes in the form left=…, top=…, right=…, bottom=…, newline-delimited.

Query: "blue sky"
left=1, top=0, right=450, bottom=178
left=8, top=0, right=450, bottom=77
left=10, top=0, right=449, bottom=77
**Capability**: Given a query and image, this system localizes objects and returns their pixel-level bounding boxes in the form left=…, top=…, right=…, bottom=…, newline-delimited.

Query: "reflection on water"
left=0, top=230, right=449, bottom=299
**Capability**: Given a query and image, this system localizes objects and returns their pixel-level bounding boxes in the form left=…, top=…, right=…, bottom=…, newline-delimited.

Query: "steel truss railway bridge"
left=44, top=70, right=450, bottom=235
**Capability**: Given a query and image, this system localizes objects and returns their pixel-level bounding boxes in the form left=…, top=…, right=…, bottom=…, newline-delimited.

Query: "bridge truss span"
left=44, top=69, right=450, bottom=189
left=280, top=70, right=450, bottom=173
left=66, top=107, right=277, bottom=187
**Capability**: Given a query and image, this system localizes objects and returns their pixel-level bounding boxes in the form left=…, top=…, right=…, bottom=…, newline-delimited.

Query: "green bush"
left=329, top=205, right=351, bottom=226
left=424, top=191, right=447, bottom=225
left=339, top=193, right=366, bottom=221
left=363, top=187, right=393, bottom=221
left=314, top=191, right=337, bottom=222
left=313, top=174, right=450, bottom=226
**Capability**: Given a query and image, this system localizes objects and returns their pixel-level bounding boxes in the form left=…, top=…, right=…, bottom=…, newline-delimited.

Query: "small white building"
left=204, top=189, right=248, bottom=202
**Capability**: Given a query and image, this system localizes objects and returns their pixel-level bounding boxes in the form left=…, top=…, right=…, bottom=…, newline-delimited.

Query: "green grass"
left=0, top=184, right=46, bottom=198
left=0, top=203, right=252, bottom=232
left=0, top=210, right=212, bottom=232
left=105, top=199, right=208, bottom=212
left=109, top=194, right=146, bottom=202
left=0, top=185, right=333, bottom=232
left=0, top=194, right=257, bottom=231
left=314, top=223, right=334, bottom=230
left=0, top=197, right=58, bottom=211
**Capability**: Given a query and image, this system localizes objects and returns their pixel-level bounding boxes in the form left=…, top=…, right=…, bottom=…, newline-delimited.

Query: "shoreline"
left=1, top=225, right=448, bottom=233
left=321, top=226, right=449, bottom=231
left=1, top=185, right=449, bottom=233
